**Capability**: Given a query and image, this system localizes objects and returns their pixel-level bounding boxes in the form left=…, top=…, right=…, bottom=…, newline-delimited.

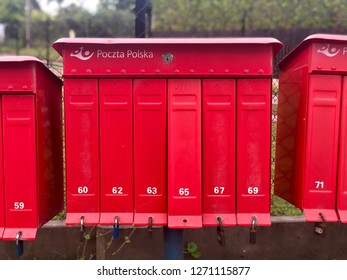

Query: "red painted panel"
left=0, top=97, right=4, bottom=239
left=133, top=79, right=167, bottom=226
left=35, top=66, right=64, bottom=228
left=304, top=75, right=340, bottom=222
left=2, top=95, right=37, bottom=240
left=202, top=79, right=236, bottom=226
left=64, top=79, right=100, bottom=225
left=338, top=76, right=347, bottom=222
left=236, top=79, right=271, bottom=226
left=168, top=79, right=202, bottom=228
left=274, top=62, right=310, bottom=210
left=99, top=79, right=133, bottom=225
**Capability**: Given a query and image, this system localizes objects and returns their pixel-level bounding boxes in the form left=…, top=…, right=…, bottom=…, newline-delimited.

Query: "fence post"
left=134, top=0, right=147, bottom=38
left=164, top=227, right=183, bottom=260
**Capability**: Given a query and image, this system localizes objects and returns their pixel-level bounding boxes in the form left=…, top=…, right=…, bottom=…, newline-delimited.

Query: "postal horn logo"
left=317, top=44, right=340, bottom=57
left=70, top=47, right=94, bottom=60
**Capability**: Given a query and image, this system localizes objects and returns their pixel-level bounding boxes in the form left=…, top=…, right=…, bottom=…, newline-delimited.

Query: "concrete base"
left=1, top=216, right=347, bottom=260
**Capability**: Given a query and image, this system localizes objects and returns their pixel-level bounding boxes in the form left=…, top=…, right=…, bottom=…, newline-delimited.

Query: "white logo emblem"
left=70, top=47, right=94, bottom=60
left=317, top=44, right=340, bottom=57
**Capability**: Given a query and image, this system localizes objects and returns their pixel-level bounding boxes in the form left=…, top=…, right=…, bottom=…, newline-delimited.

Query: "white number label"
left=315, top=181, right=324, bottom=189
left=78, top=186, right=88, bottom=194
left=214, top=186, right=225, bottom=194
left=147, top=187, right=158, bottom=195
left=179, top=188, right=190, bottom=196
left=247, top=187, right=259, bottom=195
left=14, top=202, right=25, bottom=210
left=112, top=186, right=123, bottom=194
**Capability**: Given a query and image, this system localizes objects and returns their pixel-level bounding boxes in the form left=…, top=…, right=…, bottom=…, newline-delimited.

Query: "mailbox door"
left=64, top=79, right=100, bottom=225
left=0, top=97, right=3, bottom=239
left=236, top=79, right=271, bottom=226
left=134, top=79, right=167, bottom=226
left=2, top=95, right=37, bottom=240
left=168, top=79, right=202, bottom=228
left=99, top=79, right=133, bottom=225
left=202, top=79, right=236, bottom=226
left=304, top=75, right=340, bottom=222
left=338, top=76, right=347, bottom=222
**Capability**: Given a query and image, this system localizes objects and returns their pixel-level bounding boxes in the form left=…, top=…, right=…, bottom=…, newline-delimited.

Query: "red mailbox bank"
left=53, top=38, right=281, bottom=228
left=275, top=34, right=347, bottom=222
left=0, top=57, right=63, bottom=240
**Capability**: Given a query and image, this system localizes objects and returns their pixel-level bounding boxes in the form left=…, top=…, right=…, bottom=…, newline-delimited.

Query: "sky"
left=38, top=0, right=100, bottom=15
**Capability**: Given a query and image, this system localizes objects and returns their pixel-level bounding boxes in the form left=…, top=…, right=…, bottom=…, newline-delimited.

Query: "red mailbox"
left=275, top=34, right=347, bottom=222
left=53, top=38, right=281, bottom=228
left=0, top=56, right=63, bottom=240
left=0, top=100, right=3, bottom=239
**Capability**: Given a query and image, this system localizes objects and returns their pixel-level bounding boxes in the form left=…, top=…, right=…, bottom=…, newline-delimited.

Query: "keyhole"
left=162, top=52, right=173, bottom=64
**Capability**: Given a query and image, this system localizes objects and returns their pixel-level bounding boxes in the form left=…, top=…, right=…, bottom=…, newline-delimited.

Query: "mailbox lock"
left=15, top=231, right=24, bottom=257
left=216, top=217, right=225, bottom=247
left=148, top=216, right=153, bottom=232
left=250, top=216, right=257, bottom=244
left=80, top=216, right=85, bottom=242
left=162, top=52, right=174, bottom=64
left=314, top=213, right=327, bottom=236
left=114, top=216, right=119, bottom=227
left=80, top=216, right=85, bottom=229
left=15, top=231, right=22, bottom=243
left=113, top=216, right=120, bottom=239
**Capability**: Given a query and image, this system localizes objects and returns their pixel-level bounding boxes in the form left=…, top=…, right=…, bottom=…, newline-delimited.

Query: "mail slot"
left=0, top=56, right=63, bottom=240
left=53, top=38, right=282, bottom=228
left=275, top=34, right=347, bottom=222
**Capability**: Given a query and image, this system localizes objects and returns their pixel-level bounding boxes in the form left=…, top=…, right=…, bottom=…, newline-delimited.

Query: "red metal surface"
left=275, top=34, right=347, bottom=222
left=274, top=48, right=310, bottom=210
left=0, top=99, right=3, bottom=239
left=64, top=79, right=100, bottom=225
left=0, top=57, right=63, bottom=240
left=53, top=38, right=281, bottom=78
left=338, top=77, right=347, bottom=222
left=134, top=79, right=167, bottom=226
left=280, top=34, right=347, bottom=74
left=237, top=79, right=271, bottom=226
left=168, top=79, right=202, bottom=228
left=276, top=74, right=341, bottom=222
left=303, top=75, right=340, bottom=222
left=2, top=95, right=37, bottom=240
left=202, top=79, right=236, bottom=226
left=99, top=79, right=133, bottom=225
left=35, top=65, right=64, bottom=231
